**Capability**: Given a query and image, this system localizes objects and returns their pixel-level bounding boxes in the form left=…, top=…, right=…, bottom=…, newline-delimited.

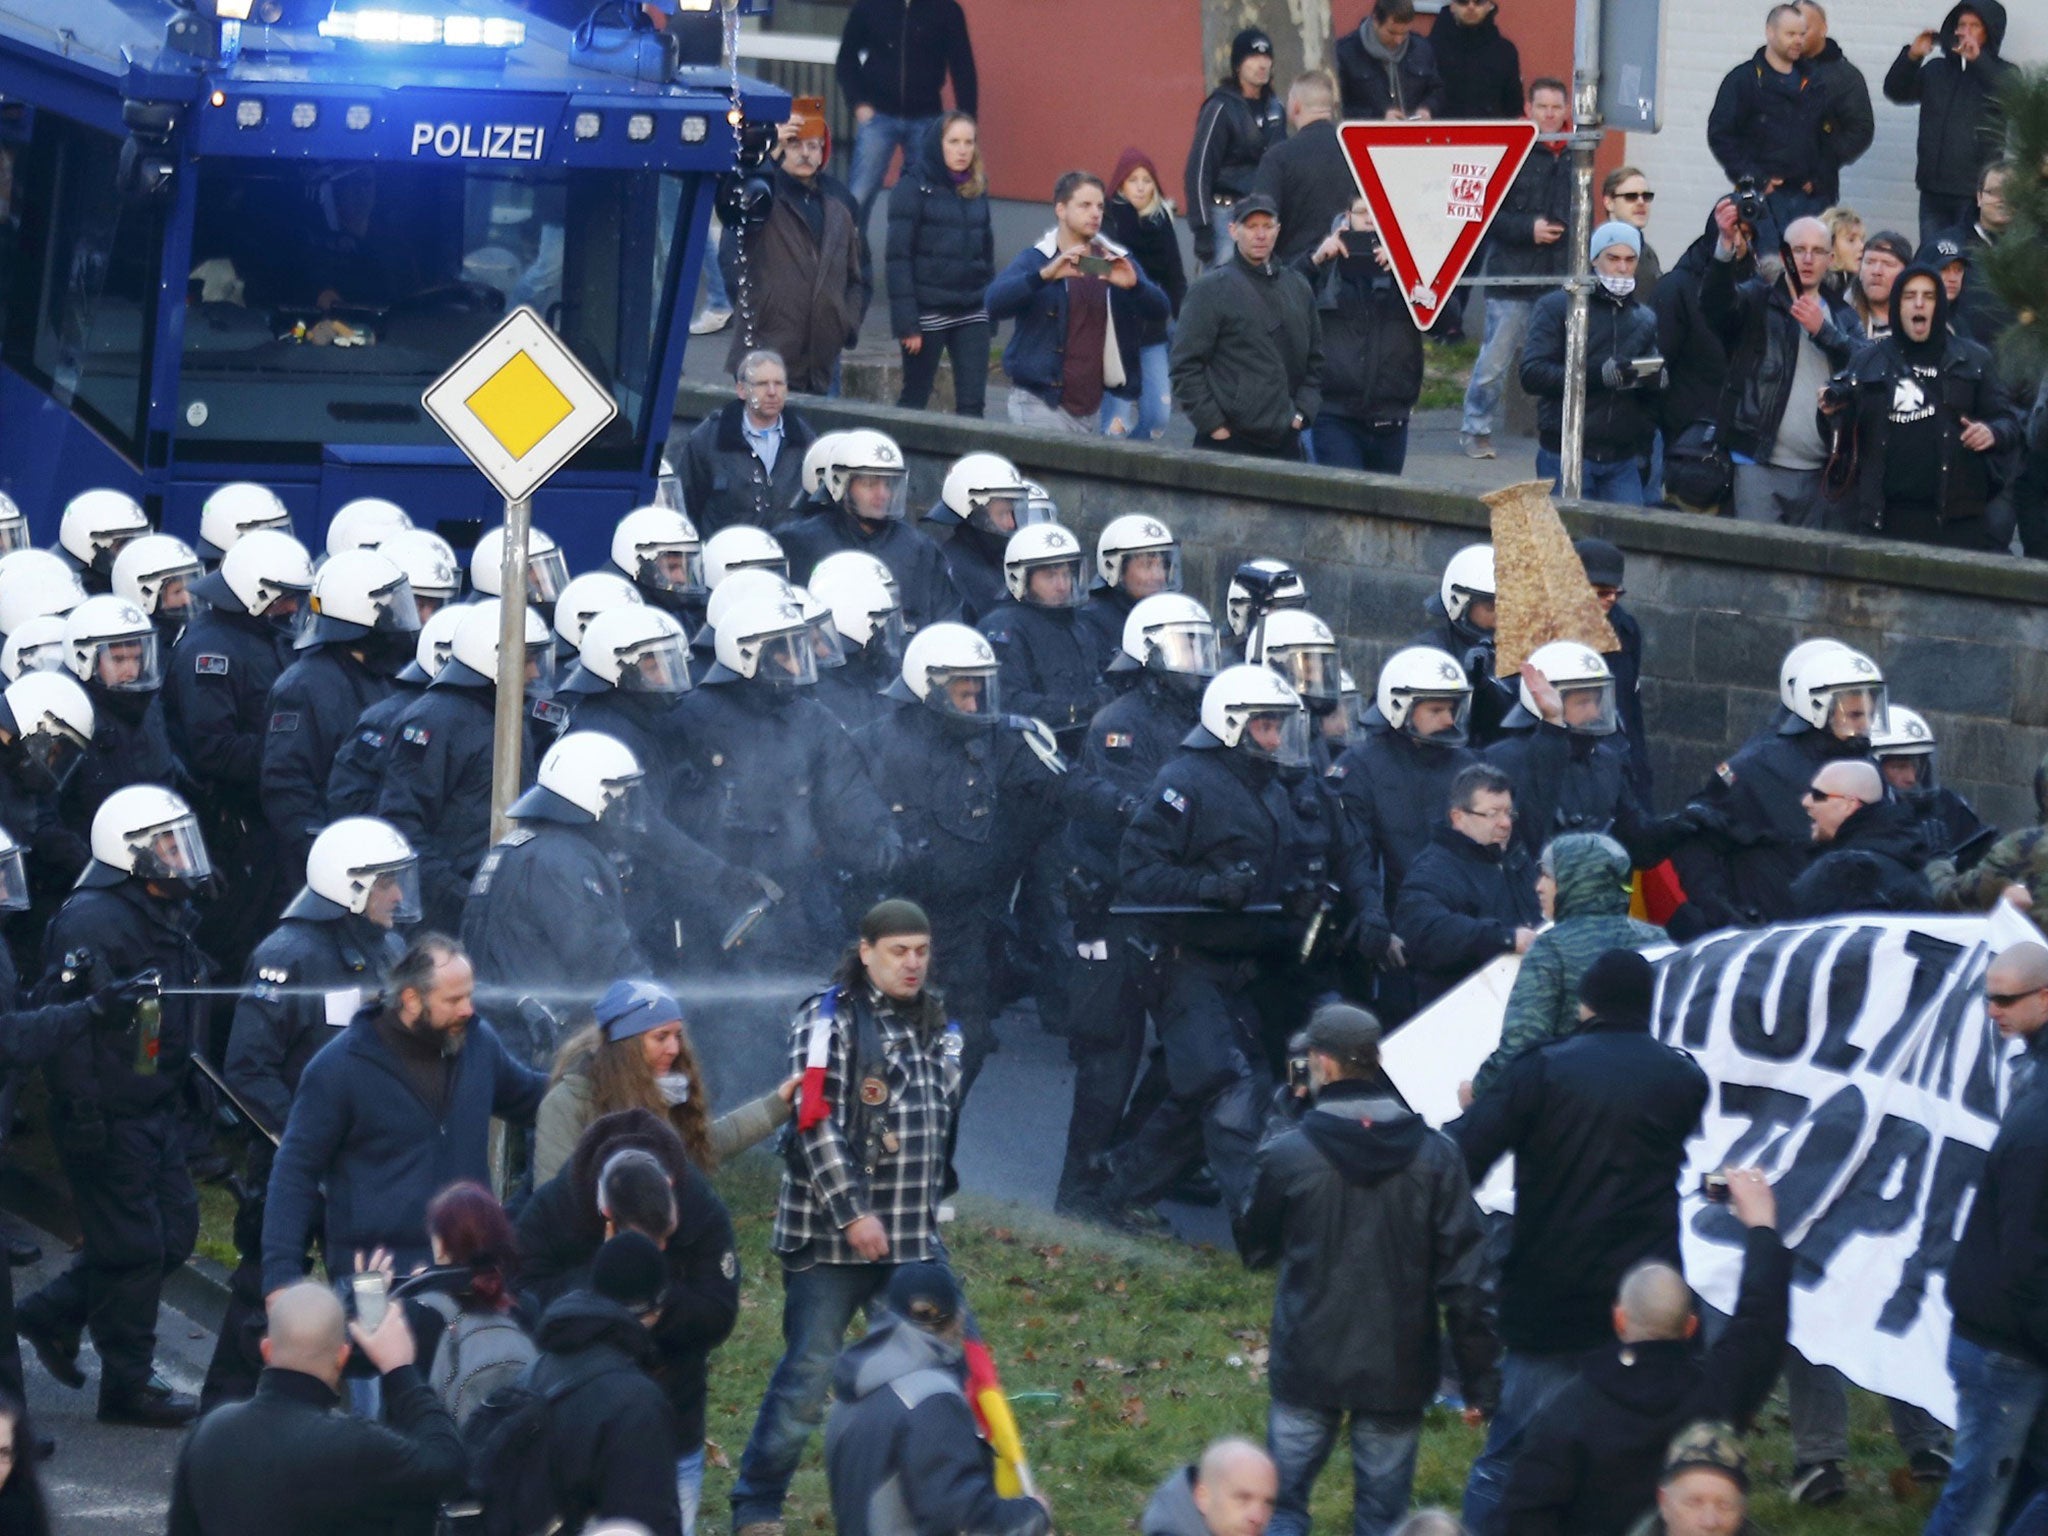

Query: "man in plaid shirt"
left=730, top=899, right=964, bottom=1536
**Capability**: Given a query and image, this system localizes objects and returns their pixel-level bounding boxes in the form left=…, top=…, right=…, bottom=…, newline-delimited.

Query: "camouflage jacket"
left=1934, top=824, right=2048, bottom=922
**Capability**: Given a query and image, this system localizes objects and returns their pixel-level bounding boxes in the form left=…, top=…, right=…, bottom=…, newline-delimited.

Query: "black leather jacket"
left=1700, top=253, right=1862, bottom=460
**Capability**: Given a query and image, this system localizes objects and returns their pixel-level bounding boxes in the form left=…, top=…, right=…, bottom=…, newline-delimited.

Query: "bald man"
left=167, top=1280, right=465, bottom=1535
left=1926, top=942, right=2048, bottom=1534
left=1789, top=758, right=1935, bottom=917
left=1143, top=1438, right=1277, bottom=1536
left=1501, top=1169, right=1789, bottom=1536
left=1705, top=200, right=1863, bottom=529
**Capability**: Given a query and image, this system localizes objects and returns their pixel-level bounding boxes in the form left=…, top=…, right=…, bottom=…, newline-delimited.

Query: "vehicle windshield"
left=176, top=159, right=687, bottom=460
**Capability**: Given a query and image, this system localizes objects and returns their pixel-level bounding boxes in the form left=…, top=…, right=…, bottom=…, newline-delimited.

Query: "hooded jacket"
left=1883, top=1, right=2016, bottom=199
left=1520, top=280, right=1664, bottom=462
left=986, top=230, right=1169, bottom=409
left=1169, top=251, right=1323, bottom=447
left=1394, top=823, right=1542, bottom=1009
left=1236, top=1082, right=1500, bottom=1415
left=1699, top=247, right=1862, bottom=462
left=1298, top=234, right=1424, bottom=426
left=1706, top=48, right=1827, bottom=191
left=1335, top=22, right=1445, bottom=122
left=1142, top=1465, right=1212, bottom=1536
left=1821, top=263, right=2021, bottom=533
left=1476, top=835, right=1665, bottom=1097
left=885, top=119, right=996, bottom=337
left=825, top=1315, right=1050, bottom=1536
left=1789, top=797, right=1936, bottom=918
left=1428, top=7, right=1523, bottom=120
left=529, top=1290, right=684, bottom=1536
left=832, top=0, right=976, bottom=120
left=1502, top=1226, right=1793, bottom=1536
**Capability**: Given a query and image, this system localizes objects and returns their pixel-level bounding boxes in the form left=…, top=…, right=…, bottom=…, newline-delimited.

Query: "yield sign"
left=1336, top=119, right=1540, bottom=332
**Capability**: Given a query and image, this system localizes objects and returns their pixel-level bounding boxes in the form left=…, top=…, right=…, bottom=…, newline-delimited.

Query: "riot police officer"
left=323, top=605, right=464, bottom=820
left=262, top=547, right=420, bottom=878
left=192, top=482, right=293, bottom=566
left=1096, top=666, right=1326, bottom=1226
left=376, top=599, right=549, bottom=933
left=0, top=617, right=66, bottom=683
left=1414, top=544, right=1515, bottom=747
left=1872, top=705, right=1988, bottom=864
left=921, top=453, right=1041, bottom=625
left=550, top=569, right=643, bottom=667
left=470, top=522, right=570, bottom=627
left=18, top=786, right=214, bottom=1427
left=979, top=525, right=1112, bottom=746
left=323, top=496, right=411, bottom=557
left=111, top=534, right=203, bottom=649
left=56, top=489, right=150, bottom=595
left=778, top=429, right=962, bottom=630
left=0, top=671, right=95, bottom=923
left=202, top=817, right=416, bottom=1410
left=0, top=550, right=86, bottom=645
left=1669, top=641, right=1888, bottom=937
left=1076, top=516, right=1183, bottom=674
left=1244, top=609, right=1343, bottom=763
left=1218, top=557, right=1309, bottom=667
left=0, top=494, right=23, bottom=559
left=377, top=527, right=464, bottom=624
left=808, top=551, right=906, bottom=732
left=610, top=503, right=709, bottom=629
left=702, top=524, right=790, bottom=587
left=60, top=595, right=178, bottom=830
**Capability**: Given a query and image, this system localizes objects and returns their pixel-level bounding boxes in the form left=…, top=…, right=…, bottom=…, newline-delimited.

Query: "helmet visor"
left=638, top=545, right=707, bottom=597
left=527, top=547, right=571, bottom=606
left=131, top=814, right=212, bottom=884
left=369, top=577, right=423, bottom=635
left=89, top=630, right=163, bottom=692
left=0, top=521, right=28, bottom=556
left=0, top=845, right=25, bottom=912
left=1822, top=684, right=1887, bottom=740
left=868, top=607, right=908, bottom=665
left=1023, top=487, right=1058, bottom=525
left=146, top=564, right=203, bottom=618
left=1558, top=679, right=1619, bottom=736
left=523, top=642, right=556, bottom=697
left=1115, top=546, right=1183, bottom=599
left=807, top=610, right=847, bottom=670
left=1145, top=622, right=1220, bottom=680
left=14, top=638, right=67, bottom=678
left=618, top=634, right=693, bottom=695
left=1878, top=749, right=1935, bottom=793
left=1241, top=705, right=1312, bottom=768
left=599, top=774, right=650, bottom=832
left=966, top=492, right=1024, bottom=536
left=1402, top=691, right=1473, bottom=748
left=1017, top=554, right=1089, bottom=610
left=926, top=665, right=1000, bottom=724
left=22, top=714, right=89, bottom=789
left=360, top=859, right=423, bottom=927
left=1274, top=645, right=1342, bottom=705
left=729, top=553, right=789, bottom=581
left=841, top=469, right=909, bottom=523
left=755, top=630, right=818, bottom=687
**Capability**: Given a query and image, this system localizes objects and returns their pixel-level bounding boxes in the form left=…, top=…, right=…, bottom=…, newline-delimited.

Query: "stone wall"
left=673, top=385, right=2048, bottom=830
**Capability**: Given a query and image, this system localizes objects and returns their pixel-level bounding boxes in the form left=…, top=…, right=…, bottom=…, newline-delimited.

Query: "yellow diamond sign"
left=421, top=306, right=618, bottom=504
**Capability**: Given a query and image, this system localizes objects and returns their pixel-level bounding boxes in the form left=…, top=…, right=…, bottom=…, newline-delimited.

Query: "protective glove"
left=1599, top=357, right=1630, bottom=391
left=1195, top=861, right=1258, bottom=910
left=87, top=970, right=157, bottom=1025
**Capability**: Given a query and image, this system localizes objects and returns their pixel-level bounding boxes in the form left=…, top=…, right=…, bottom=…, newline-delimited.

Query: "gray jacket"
left=1170, top=253, right=1323, bottom=447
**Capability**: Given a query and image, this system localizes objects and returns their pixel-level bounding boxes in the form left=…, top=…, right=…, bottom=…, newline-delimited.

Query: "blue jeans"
left=1461, top=296, right=1533, bottom=438
left=677, top=1447, right=705, bottom=1536
left=1308, top=415, right=1410, bottom=475
left=1101, top=338, right=1173, bottom=440
left=701, top=224, right=730, bottom=312
left=1536, top=447, right=1646, bottom=505
left=1267, top=1398, right=1422, bottom=1536
left=1925, top=1335, right=2048, bottom=1536
left=730, top=1260, right=893, bottom=1527
left=848, top=113, right=940, bottom=226
left=1462, top=1349, right=1583, bottom=1536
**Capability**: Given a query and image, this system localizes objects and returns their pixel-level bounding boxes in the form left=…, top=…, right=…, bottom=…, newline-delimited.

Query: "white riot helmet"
left=551, top=571, right=643, bottom=654
left=1096, top=515, right=1182, bottom=597
left=1, top=616, right=70, bottom=683
left=378, top=529, right=462, bottom=614
left=892, top=622, right=1000, bottom=725
left=1518, top=641, right=1618, bottom=736
left=442, top=598, right=553, bottom=694
left=0, top=822, right=26, bottom=912
left=1377, top=646, right=1474, bottom=746
left=808, top=551, right=905, bottom=663
left=802, top=432, right=853, bottom=498
left=0, top=550, right=88, bottom=635
left=288, top=817, right=421, bottom=926
left=1871, top=704, right=1938, bottom=791
left=112, top=534, right=203, bottom=621
left=325, top=497, right=412, bottom=556
left=59, top=489, right=151, bottom=578
left=703, top=568, right=793, bottom=636
left=1201, top=664, right=1311, bottom=766
left=511, top=731, right=647, bottom=829
left=471, top=524, right=569, bottom=606
left=1440, top=544, right=1496, bottom=630
left=1024, top=481, right=1059, bottom=524
left=1777, top=639, right=1853, bottom=715
left=1245, top=609, right=1341, bottom=709
left=560, top=606, right=692, bottom=696
left=83, top=784, right=211, bottom=891
left=1785, top=644, right=1886, bottom=739
left=702, top=525, right=787, bottom=587
left=938, top=453, right=1037, bottom=534
left=791, top=585, right=846, bottom=671
left=196, top=482, right=292, bottom=561
left=0, top=493, right=27, bottom=557
left=1117, top=593, right=1220, bottom=694
left=398, top=604, right=466, bottom=685
left=190, top=529, right=314, bottom=626
left=824, top=429, right=909, bottom=523
left=1003, top=524, right=1088, bottom=608
left=611, top=505, right=705, bottom=597
left=0, top=671, right=94, bottom=790
left=710, top=587, right=815, bottom=686
left=299, top=547, right=420, bottom=650
left=64, top=595, right=161, bottom=693
left=1224, top=558, right=1307, bottom=639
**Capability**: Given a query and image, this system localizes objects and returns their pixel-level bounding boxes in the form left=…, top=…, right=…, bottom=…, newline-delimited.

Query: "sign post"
left=1560, top=0, right=1606, bottom=503
left=422, top=306, right=618, bottom=841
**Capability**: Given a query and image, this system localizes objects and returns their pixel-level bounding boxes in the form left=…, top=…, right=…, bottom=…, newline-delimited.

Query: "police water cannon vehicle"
left=0, top=0, right=784, bottom=566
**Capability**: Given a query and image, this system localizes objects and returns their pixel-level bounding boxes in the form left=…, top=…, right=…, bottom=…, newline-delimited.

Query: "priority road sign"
left=1335, top=120, right=1540, bottom=332
left=422, top=306, right=618, bottom=503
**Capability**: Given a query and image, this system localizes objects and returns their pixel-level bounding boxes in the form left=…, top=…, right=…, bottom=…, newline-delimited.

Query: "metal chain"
left=722, top=0, right=758, bottom=351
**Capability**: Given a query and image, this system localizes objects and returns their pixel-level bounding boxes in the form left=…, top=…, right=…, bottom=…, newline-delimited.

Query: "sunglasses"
left=1613, top=190, right=1655, bottom=203
left=1803, top=787, right=1859, bottom=804
left=1987, top=988, right=2046, bottom=1008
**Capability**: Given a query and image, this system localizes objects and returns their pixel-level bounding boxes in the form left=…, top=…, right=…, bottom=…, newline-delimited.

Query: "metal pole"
left=489, top=495, right=531, bottom=846
left=1560, top=0, right=1604, bottom=502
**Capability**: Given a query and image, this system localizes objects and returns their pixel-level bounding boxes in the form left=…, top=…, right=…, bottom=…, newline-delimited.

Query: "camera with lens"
left=1730, top=175, right=1767, bottom=231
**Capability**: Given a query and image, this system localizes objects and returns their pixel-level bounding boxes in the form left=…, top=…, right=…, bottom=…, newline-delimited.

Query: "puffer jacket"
left=1700, top=252, right=1861, bottom=461
left=1236, top=1082, right=1500, bottom=1415
left=1789, top=798, right=1936, bottom=918
left=1301, top=242, right=1424, bottom=427
left=1520, top=285, right=1663, bottom=462
left=1475, top=834, right=1665, bottom=1096
left=885, top=119, right=995, bottom=337
left=1882, top=0, right=2016, bottom=199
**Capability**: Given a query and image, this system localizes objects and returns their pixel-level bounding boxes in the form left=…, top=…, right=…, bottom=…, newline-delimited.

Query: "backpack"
left=415, top=1291, right=539, bottom=1429
left=449, top=1353, right=616, bottom=1536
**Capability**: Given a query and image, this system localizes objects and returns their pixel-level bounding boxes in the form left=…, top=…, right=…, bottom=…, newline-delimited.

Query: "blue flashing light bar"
left=315, top=9, right=527, bottom=46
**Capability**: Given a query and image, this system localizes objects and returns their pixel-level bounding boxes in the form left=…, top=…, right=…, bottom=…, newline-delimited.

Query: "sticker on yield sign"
left=1336, top=120, right=1540, bottom=332
left=421, top=306, right=619, bottom=503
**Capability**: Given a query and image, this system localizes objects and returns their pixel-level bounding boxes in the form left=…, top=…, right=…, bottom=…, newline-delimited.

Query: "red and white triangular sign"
left=1336, top=119, right=1541, bottom=332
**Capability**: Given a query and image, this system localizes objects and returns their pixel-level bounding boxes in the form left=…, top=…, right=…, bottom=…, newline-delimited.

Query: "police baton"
left=192, top=1054, right=281, bottom=1149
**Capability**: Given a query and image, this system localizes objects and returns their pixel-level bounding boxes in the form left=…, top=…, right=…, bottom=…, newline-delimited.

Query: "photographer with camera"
left=1298, top=198, right=1424, bottom=474
left=1518, top=221, right=1665, bottom=503
left=1235, top=1003, right=1499, bottom=1536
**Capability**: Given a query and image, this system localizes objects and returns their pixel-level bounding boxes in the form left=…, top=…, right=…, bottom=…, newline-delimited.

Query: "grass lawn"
left=1418, top=339, right=1480, bottom=414
left=698, top=1155, right=1939, bottom=1536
